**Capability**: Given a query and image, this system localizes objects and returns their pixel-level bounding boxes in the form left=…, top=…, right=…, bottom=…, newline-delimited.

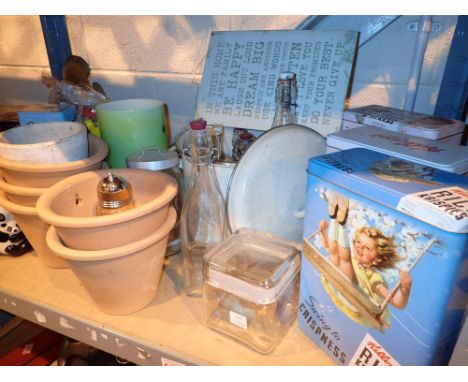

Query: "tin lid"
left=308, top=148, right=468, bottom=233
left=204, top=229, right=301, bottom=304
left=126, top=147, right=179, bottom=171
left=327, top=126, right=468, bottom=174
left=227, top=124, right=326, bottom=244
left=342, top=105, right=465, bottom=140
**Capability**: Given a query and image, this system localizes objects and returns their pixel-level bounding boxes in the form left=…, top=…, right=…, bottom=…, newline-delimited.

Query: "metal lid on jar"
left=126, top=147, right=179, bottom=171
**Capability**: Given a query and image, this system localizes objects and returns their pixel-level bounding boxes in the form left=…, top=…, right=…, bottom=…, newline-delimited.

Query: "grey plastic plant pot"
left=0, top=121, right=88, bottom=164
left=0, top=134, right=108, bottom=188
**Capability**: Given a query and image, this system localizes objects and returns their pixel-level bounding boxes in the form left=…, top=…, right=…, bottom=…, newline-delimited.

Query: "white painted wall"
left=349, top=15, right=457, bottom=114
left=0, top=15, right=458, bottom=141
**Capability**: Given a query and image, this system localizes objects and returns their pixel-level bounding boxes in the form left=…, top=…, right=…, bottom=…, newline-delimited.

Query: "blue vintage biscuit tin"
left=299, top=148, right=468, bottom=365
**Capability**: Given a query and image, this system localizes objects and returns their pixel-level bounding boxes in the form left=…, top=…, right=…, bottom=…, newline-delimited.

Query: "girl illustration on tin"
left=318, top=192, right=413, bottom=328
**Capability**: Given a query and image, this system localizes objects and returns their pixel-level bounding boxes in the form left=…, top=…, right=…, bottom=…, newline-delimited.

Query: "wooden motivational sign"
left=196, top=30, right=359, bottom=136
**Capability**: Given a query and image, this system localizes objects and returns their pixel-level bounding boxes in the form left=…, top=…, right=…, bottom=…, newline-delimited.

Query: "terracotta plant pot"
left=36, top=168, right=177, bottom=251
left=0, top=134, right=108, bottom=188
left=0, top=191, right=67, bottom=268
left=0, top=121, right=88, bottom=164
left=0, top=174, right=46, bottom=207
left=46, top=207, right=176, bottom=315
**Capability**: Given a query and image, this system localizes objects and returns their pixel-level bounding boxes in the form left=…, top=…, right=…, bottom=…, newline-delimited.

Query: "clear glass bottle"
left=271, top=72, right=298, bottom=128
left=207, top=123, right=224, bottom=162
left=232, top=129, right=255, bottom=161
left=180, top=118, right=228, bottom=297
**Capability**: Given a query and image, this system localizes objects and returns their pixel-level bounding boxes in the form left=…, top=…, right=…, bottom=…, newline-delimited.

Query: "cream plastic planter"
left=0, top=174, right=46, bottom=207
left=0, top=134, right=108, bottom=188
left=46, top=207, right=176, bottom=315
left=37, top=168, right=177, bottom=251
left=0, top=191, right=67, bottom=269
left=0, top=122, right=88, bottom=164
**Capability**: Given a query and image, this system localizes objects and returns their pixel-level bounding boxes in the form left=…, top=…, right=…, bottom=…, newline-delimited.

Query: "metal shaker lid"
left=97, top=172, right=134, bottom=207
left=126, top=147, right=179, bottom=171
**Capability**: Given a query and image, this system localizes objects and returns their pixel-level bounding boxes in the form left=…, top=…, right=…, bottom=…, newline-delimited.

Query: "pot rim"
left=36, top=168, right=177, bottom=228
left=0, top=135, right=108, bottom=173
left=0, top=190, right=37, bottom=216
left=0, top=172, right=46, bottom=196
left=46, top=206, right=176, bottom=261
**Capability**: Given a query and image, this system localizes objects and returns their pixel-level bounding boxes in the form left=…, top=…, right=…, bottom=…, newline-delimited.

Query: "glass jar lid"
left=126, top=147, right=179, bottom=171
left=204, top=229, right=301, bottom=304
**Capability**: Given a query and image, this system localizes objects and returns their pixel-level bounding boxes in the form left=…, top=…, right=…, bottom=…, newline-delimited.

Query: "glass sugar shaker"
left=126, top=147, right=184, bottom=256
left=271, top=71, right=298, bottom=128
left=96, top=172, right=135, bottom=216
left=180, top=118, right=228, bottom=297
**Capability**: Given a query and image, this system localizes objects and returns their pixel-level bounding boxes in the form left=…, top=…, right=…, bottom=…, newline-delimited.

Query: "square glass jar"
left=203, top=229, right=301, bottom=354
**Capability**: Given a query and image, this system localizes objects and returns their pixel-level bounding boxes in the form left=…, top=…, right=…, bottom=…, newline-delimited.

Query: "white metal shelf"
left=0, top=252, right=334, bottom=366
